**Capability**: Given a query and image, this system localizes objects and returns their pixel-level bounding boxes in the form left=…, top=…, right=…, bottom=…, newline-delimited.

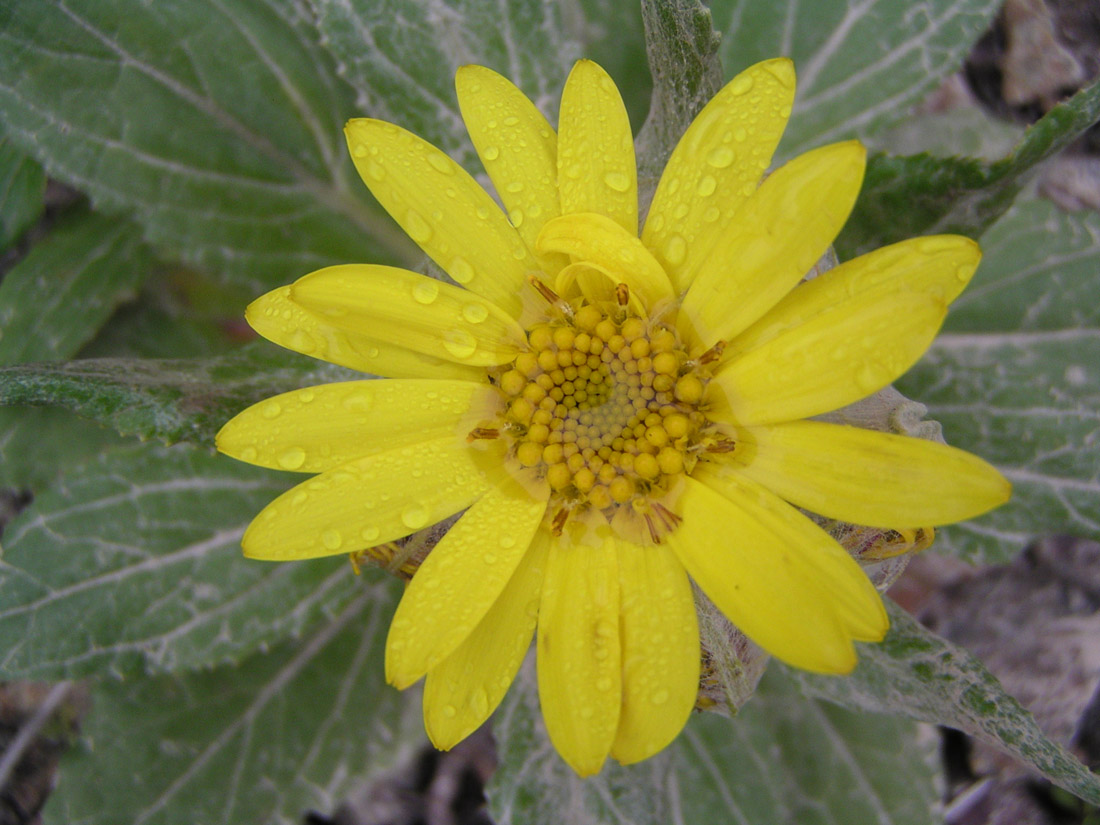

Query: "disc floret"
left=481, top=281, right=726, bottom=541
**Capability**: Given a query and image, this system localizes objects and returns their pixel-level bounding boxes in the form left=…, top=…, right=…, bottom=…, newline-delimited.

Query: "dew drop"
left=955, top=265, right=971, bottom=282
left=342, top=391, right=373, bottom=412
left=563, top=163, right=581, bottom=179
left=703, top=205, right=720, bottom=223
left=499, top=535, right=516, bottom=549
left=413, top=280, right=440, bottom=304
left=596, top=677, right=612, bottom=691
left=404, top=209, right=433, bottom=243
left=508, top=208, right=524, bottom=227
left=366, top=160, right=385, bottom=181
left=603, top=171, right=630, bottom=192
left=472, top=688, right=489, bottom=716
left=706, top=147, right=734, bottom=169
left=482, top=145, right=501, bottom=161
left=278, top=447, right=306, bottom=470
left=484, top=552, right=497, bottom=564
left=780, top=105, right=792, bottom=118
left=401, top=503, right=430, bottom=529
left=696, top=175, right=717, bottom=196
left=361, top=526, right=380, bottom=542
left=462, top=303, right=489, bottom=323
left=664, top=234, right=687, bottom=265
left=322, top=529, right=343, bottom=550
left=427, top=152, right=453, bottom=174
left=579, top=706, right=595, bottom=720
left=855, top=362, right=887, bottom=392
left=240, top=446, right=258, bottom=461
left=352, top=144, right=368, bottom=158
left=261, top=401, right=282, bottom=419
left=505, top=180, right=524, bottom=193
left=475, top=205, right=490, bottom=220
left=288, top=329, right=316, bottom=354
left=651, top=688, right=670, bottom=705
left=733, top=127, right=747, bottom=142
left=298, top=389, right=315, bottom=403
left=450, top=256, right=476, bottom=284
left=729, top=74, right=755, bottom=95
left=443, top=704, right=457, bottom=719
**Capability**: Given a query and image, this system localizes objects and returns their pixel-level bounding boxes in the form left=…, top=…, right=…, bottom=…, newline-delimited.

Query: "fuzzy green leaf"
left=46, top=584, right=423, bottom=825
left=0, top=441, right=365, bottom=678
left=838, top=77, right=1100, bottom=256
left=900, top=198, right=1100, bottom=562
left=794, top=600, right=1100, bottom=805
left=0, top=125, right=45, bottom=250
left=0, top=344, right=353, bottom=447
left=489, top=659, right=939, bottom=824
left=0, top=0, right=416, bottom=291
left=709, top=0, right=1000, bottom=156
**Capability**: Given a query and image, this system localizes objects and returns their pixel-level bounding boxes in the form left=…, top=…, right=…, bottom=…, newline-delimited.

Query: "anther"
left=527, top=274, right=573, bottom=318
left=615, top=282, right=630, bottom=306
left=698, top=340, right=727, bottom=365
left=706, top=439, right=737, bottom=454
left=550, top=507, right=570, bottom=536
left=466, top=427, right=501, bottom=442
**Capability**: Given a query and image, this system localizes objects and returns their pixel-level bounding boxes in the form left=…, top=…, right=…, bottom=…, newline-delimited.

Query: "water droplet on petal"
left=427, top=152, right=453, bottom=174
left=298, top=390, right=314, bottom=403
left=472, top=688, right=489, bottom=716
left=443, top=704, right=457, bottom=719
left=651, top=688, right=670, bottom=705
left=405, top=209, right=433, bottom=243
left=240, top=446, right=258, bottom=462
left=484, top=552, right=497, bottom=564
left=402, top=503, right=429, bottom=529
left=499, top=535, right=516, bottom=549
left=262, top=401, right=282, bottom=419
left=366, top=161, right=385, bottom=181
left=413, top=280, right=440, bottom=304
left=462, top=303, right=489, bottom=323
left=278, top=447, right=306, bottom=470
left=733, top=127, right=747, bottom=142
left=343, top=391, right=373, bottom=412
left=352, top=144, right=368, bottom=158
left=322, top=529, right=343, bottom=550
left=482, top=145, right=500, bottom=161
left=508, top=208, right=524, bottom=227
left=361, top=526, right=380, bottom=542
left=450, top=256, right=475, bottom=284
left=664, top=234, right=687, bottom=265
left=855, top=362, right=888, bottom=392
left=603, top=171, right=630, bottom=192
left=505, top=180, right=524, bottom=193
left=706, top=147, right=734, bottom=169
left=696, top=175, right=717, bottom=196
left=288, top=330, right=316, bottom=354
left=729, top=74, right=755, bottom=95
left=579, top=706, right=594, bottom=720
left=596, top=677, right=612, bottom=691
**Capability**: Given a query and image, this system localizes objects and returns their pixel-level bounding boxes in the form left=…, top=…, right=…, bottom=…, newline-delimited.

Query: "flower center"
left=476, top=280, right=731, bottom=542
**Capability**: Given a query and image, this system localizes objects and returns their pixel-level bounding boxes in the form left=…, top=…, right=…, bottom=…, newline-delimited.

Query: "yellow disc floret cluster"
left=479, top=283, right=729, bottom=541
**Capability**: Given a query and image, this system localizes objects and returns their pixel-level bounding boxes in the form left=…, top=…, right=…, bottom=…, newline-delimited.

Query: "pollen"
left=483, top=283, right=725, bottom=539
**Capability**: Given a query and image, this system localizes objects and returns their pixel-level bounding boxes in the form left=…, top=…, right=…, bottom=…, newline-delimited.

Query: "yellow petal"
left=733, top=236, right=981, bottom=355
left=710, top=292, right=946, bottom=426
left=289, top=265, right=524, bottom=368
left=386, top=477, right=548, bottom=689
left=611, top=540, right=699, bottom=766
left=667, top=475, right=887, bottom=672
left=423, top=530, right=550, bottom=749
left=455, top=64, right=568, bottom=276
left=345, top=119, right=538, bottom=319
left=557, top=60, right=637, bottom=234
left=537, top=533, right=621, bottom=776
left=242, top=436, right=492, bottom=561
left=643, top=58, right=796, bottom=295
left=216, top=379, right=491, bottom=474
left=536, top=213, right=674, bottom=306
left=729, top=420, right=1011, bottom=528
left=246, top=286, right=485, bottom=381
left=679, top=141, right=866, bottom=350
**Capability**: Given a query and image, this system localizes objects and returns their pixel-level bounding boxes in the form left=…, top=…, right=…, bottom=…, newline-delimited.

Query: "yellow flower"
left=217, top=58, right=1010, bottom=775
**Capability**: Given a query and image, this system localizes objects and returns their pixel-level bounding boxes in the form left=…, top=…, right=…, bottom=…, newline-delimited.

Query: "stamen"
left=550, top=507, right=570, bottom=536
left=706, top=439, right=737, bottom=453
left=466, top=427, right=501, bottom=442
left=615, top=282, right=630, bottom=306
left=698, top=340, right=727, bottom=365
left=528, top=275, right=573, bottom=319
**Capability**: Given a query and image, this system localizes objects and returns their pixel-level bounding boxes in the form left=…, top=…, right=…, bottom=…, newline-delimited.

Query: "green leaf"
left=0, top=0, right=415, bottom=291
left=899, top=197, right=1100, bottom=562
left=0, top=124, right=45, bottom=250
left=0, top=343, right=353, bottom=447
left=675, top=668, right=938, bottom=825
left=309, top=0, right=578, bottom=178
left=0, top=209, right=152, bottom=365
left=838, top=77, right=1100, bottom=256
left=708, top=0, right=1000, bottom=155
left=572, top=0, right=651, bottom=126
left=489, top=658, right=939, bottom=824
left=46, top=584, right=424, bottom=825
left=793, top=600, right=1100, bottom=805
left=635, top=0, right=723, bottom=184
left=0, top=441, right=364, bottom=678
left=0, top=406, right=124, bottom=490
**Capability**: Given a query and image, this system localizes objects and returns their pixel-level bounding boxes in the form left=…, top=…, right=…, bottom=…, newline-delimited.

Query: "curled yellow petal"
left=386, top=476, right=547, bottom=689
left=246, top=286, right=484, bottom=381
left=242, top=436, right=492, bottom=561
left=423, top=531, right=550, bottom=749
left=644, top=58, right=796, bottom=295
left=728, top=420, right=1011, bottom=528
left=537, top=534, right=621, bottom=777
left=345, top=119, right=537, bottom=318
left=217, top=379, right=491, bottom=474
left=290, top=265, right=524, bottom=368
left=557, top=60, right=637, bottom=234
left=611, top=540, right=699, bottom=766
